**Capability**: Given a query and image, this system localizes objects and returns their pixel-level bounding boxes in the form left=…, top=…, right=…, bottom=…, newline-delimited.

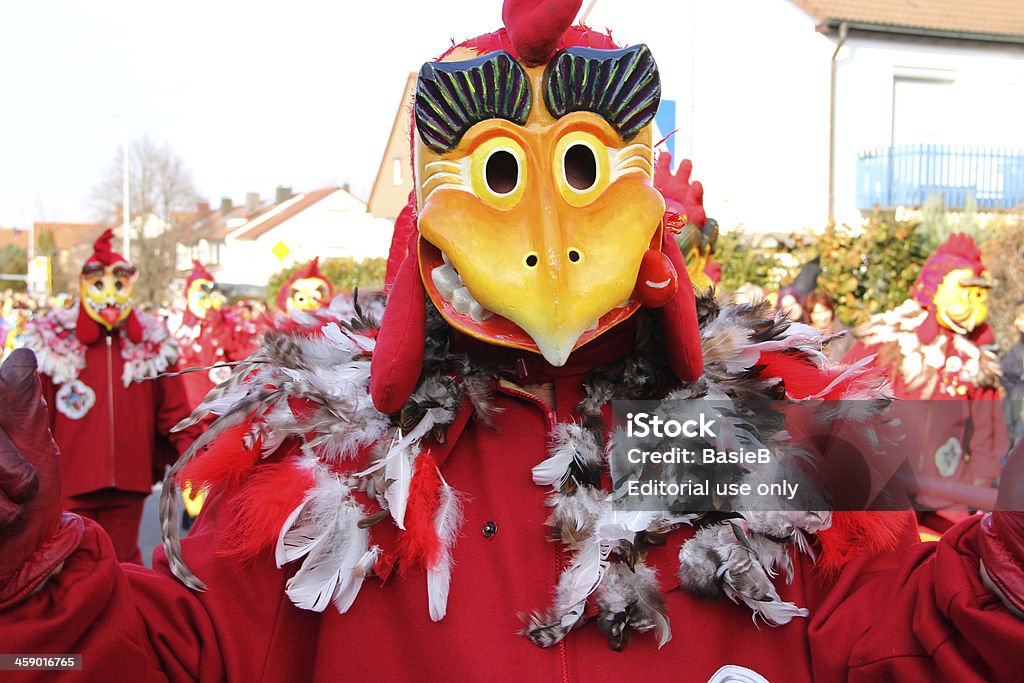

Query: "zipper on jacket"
left=496, top=379, right=557, bottom=432
left=106, top=334, right=115, bottom=485
left=557, top=543, right=570, bottom=683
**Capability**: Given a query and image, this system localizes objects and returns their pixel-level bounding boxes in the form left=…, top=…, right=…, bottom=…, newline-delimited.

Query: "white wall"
left=584, top=0, right=1024, bottom=233
left=832, top=36, right=1024, bottom=224
left=217, top=190, right=394, bottom=287
left=585, top=0, right=834, bottom=233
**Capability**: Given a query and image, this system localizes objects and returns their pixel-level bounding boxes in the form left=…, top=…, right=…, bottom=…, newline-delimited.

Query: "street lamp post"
left=122, top=132, right=131, bottom=257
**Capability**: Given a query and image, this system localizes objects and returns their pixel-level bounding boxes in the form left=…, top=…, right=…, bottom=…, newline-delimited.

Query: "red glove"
left=0, top=348, right=82, bottom=610
left=980, top=435, right=1024, bottom=617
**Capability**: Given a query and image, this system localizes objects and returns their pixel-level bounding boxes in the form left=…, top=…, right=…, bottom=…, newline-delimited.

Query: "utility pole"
left=122, top=122, right=131, bottom=257
left=580, top=0, right=597, bottom=23
left=26, top=203, right=35, bottom=294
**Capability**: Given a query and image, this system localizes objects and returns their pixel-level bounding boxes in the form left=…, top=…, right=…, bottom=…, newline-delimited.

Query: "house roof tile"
left=790, top=0, right=1024, bottom=41
left=229, top=187, right=341, bottom=240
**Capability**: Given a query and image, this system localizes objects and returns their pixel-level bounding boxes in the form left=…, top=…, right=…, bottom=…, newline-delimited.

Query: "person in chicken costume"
left=2, top=5, right=1024, bottom=681
left=174, top=260, right=263, bottom=409
left=845, top=233, right=1009, bottom=504
left=16, top=229, right=202, bottom=564
left=276, top=257, right=335, bottom=316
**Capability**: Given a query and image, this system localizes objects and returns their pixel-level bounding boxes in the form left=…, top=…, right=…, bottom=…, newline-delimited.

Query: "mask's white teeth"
left=441, top=251, right=450, bottom=266
left=432, top=254, right=494, bottom=323
left=452, top=287, right=474, bottom=316
left=431, top=263, right=462, bottom=301
left=469, top=300, right=492, bottom=323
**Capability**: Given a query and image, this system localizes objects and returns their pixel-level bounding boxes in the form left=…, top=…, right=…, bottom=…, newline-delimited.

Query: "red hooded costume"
left=1, top=5, right=1023, bottom=682
left=21, top=232, right=202, bottom=564
left=844, top=234, right=1008, bottom=501
left=174, top=260, right=263, bottom=409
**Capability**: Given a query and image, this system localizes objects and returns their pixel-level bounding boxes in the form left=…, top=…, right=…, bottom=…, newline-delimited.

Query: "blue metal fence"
left=857, top=144, right=1024, bottom=210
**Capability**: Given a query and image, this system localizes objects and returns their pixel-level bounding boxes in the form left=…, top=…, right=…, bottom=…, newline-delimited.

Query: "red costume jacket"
left=175, top=309, right=262, bottom=410
left=3, top=328, right=1023, bottom=682
left=24, top=307, right=201, bottom=498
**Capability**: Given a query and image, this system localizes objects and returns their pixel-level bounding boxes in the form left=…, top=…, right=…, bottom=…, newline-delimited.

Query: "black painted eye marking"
left=415, top=50, right=532, bottom=153
left=564, top=143, right=598, bottom=191
left=543, top=45, right=661, bottom=141
left=485, top=149, right=520, bottom=195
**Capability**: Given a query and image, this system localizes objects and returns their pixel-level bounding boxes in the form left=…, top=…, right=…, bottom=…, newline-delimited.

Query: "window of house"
left=392, top=158, right=403, bottom=186
left=891, top=69, right=958, bottom=146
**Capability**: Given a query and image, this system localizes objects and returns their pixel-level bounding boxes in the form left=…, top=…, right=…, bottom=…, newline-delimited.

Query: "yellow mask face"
left=80, top=261, right=136, bottom=330
left=932, top=267, right=990, bottom=334
left=286, top=277, right=330, bottom=313
left=414, top=46, right=665, bottom=366
left=186, top=278, right=224, bottom=319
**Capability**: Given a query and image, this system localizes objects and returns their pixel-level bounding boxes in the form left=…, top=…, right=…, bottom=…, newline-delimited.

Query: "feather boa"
left=159, top=294, right=899, bottom=651
left=853, top=299, right=1000, bottom=398
left=162, top=298, right=475, bottom=618
left=22, top=305, right=178, bottom=387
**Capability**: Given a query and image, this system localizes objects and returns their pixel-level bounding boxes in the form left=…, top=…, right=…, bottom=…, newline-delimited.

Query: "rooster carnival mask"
left=373, top=0, right=703, bottom=413
left=185, top=260, right=225, bottom=321
left=277, top=258, right=334, bottom=315
left=76, top=229, right=144, bottom=345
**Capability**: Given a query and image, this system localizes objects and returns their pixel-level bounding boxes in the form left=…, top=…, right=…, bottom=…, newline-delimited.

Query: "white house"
left=572, top=0, right=1024, bottom=233
left=211, top=187, right=394, bottom=289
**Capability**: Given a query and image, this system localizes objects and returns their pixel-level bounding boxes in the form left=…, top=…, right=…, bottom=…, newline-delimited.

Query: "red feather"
left=218, top=456, right=315, bottom=560
left=397, top=452, right=442, bottom=572
left=816, top=511, right=914, bottom=577
left=176, top=419, right=262, bottom=490
left=758, top=351, right=833, bottom=400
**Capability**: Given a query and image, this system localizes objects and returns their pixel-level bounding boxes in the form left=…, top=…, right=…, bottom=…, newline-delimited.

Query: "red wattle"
left=370, top=248, right=426, bottom=414
left=633, top=249, right=678, bottom=308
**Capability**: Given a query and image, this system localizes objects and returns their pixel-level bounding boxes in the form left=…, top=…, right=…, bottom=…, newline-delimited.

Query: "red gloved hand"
left=980, top=435, right=1024, bottom=617
left=0, top=348, right=82, bottom=610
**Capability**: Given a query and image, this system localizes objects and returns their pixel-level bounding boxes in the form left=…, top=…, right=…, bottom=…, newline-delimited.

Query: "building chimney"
left=275, top=186, right=293, bottom=204
left=245, top=192, right=261, bottom=213
left=219, top=197, right=233, bottom=215
left=197, top=200, right=211, bottom=215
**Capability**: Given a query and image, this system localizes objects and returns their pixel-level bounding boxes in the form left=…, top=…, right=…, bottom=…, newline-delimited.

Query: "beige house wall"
left=367, top=73, right=417, bottom=220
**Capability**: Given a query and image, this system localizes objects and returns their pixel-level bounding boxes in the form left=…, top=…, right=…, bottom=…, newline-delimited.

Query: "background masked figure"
left=1, top=4, right=1024, bottom=682
left=173, top=260, right=262, bottom=409
left=845, top=233, right=1009, bottom=503
left=20, top=230, right=202, bottom=563
left=277, top=258, right=333, bottom=313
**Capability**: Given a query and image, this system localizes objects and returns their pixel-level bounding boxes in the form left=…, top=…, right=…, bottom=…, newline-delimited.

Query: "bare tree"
left=91, top=137, right=199, bottom=305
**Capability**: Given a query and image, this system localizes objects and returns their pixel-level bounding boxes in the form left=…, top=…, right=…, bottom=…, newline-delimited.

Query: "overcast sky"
left=0, top=0, right=719, bottom=229
left=0, top=0, right=532, bottom=226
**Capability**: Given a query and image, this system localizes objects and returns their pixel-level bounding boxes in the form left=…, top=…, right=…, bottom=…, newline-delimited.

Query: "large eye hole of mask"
left=554, top=131, right=610, bottom=207
left=470, top=136, right=527, bottom=210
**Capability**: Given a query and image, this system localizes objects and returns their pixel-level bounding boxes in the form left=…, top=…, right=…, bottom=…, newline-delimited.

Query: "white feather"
left=427, top=472, right=464, bottom=621
left=560, top=536, right=608, bottom=609
left=732, top=588, right=809, bottom=626
left=275, top=496, right=321, bottom=567
left=532, top=442, right=575, bottom=487
left=334, top=546, right=379, bottom=613
left=384, top=444, right=417, bottom=529
left=532, top=423, right=600, bottom=488
left=284, top=492, right=369, bottom=612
